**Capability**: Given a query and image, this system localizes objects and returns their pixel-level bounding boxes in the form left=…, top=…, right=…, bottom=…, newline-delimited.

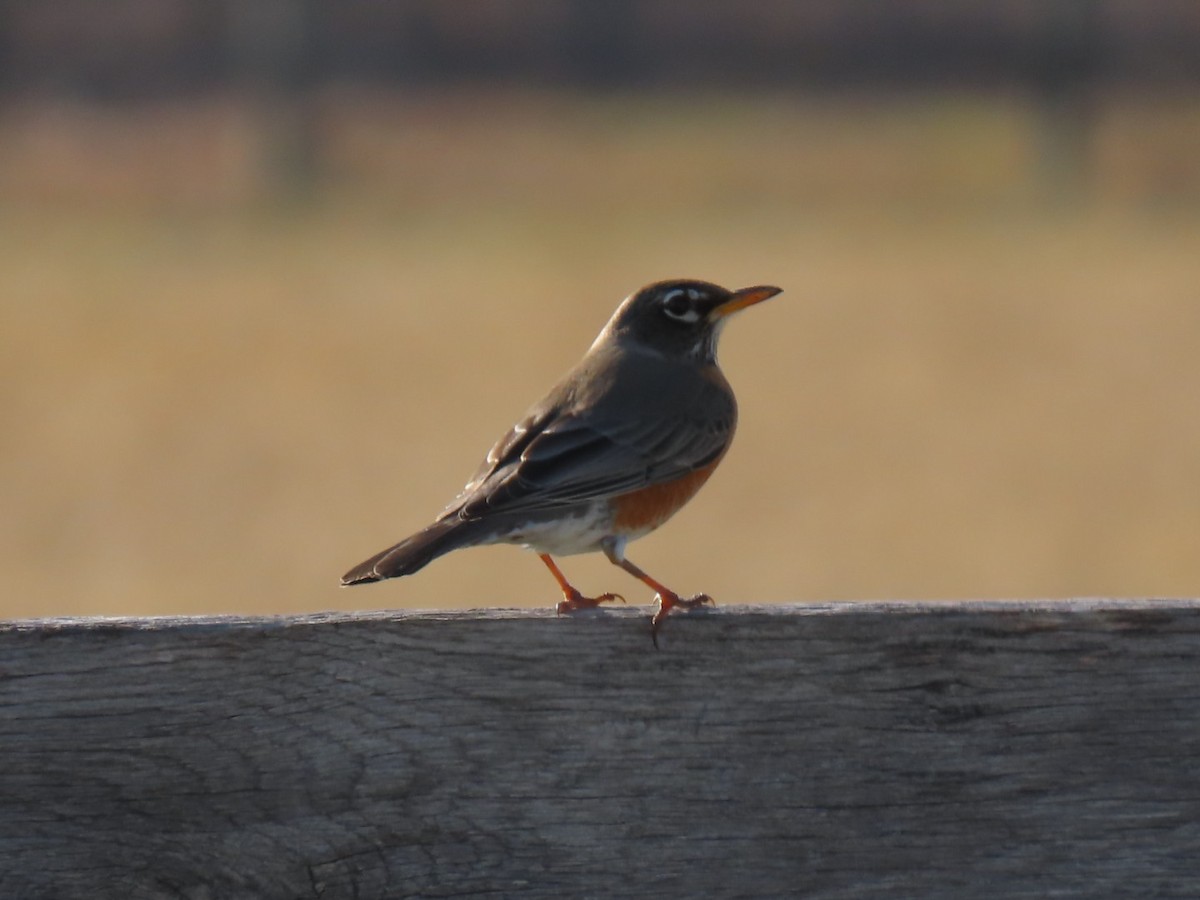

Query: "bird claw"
left=556, top=590, right=625, bottom=615
left=678, top=593, right=715, bottom=611
left=649, top=592, right=714, bottom=647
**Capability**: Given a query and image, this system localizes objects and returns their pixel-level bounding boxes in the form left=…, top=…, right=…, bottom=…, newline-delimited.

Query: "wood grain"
left=3, top=600, right=1200, bottom=899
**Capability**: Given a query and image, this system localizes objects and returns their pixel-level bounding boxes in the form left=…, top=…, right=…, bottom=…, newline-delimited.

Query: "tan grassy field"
left=2, top=89, right=1199, bottom=619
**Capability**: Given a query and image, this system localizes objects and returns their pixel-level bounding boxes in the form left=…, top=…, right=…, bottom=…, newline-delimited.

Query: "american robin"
left=342, top=279, right=782, bottom=645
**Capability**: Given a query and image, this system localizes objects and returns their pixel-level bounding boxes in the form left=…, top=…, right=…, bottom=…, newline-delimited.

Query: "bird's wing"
left=451, top=360, right=735, bottom=520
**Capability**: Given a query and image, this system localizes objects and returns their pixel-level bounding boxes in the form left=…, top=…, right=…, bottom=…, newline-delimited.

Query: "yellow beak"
left=711, top=285, right=783, bottom=319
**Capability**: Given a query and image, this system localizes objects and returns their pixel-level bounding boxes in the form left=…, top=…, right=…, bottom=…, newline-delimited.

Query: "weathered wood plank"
left=2, top=600, right=1200, bottom=899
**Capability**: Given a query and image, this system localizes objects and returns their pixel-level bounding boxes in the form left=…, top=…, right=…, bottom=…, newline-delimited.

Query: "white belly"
left=495, top=507, right=616, bottom=556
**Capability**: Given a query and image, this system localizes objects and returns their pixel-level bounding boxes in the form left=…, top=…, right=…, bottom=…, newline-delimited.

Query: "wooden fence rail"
left=3, top=600, right=1200, bottom=899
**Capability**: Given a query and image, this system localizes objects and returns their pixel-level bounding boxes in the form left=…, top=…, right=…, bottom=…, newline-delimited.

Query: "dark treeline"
left=2, top=0, right=1198, bottom=100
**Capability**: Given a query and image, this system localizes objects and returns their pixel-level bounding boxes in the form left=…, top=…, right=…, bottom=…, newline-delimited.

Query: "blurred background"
left=2, top=1, right=1199, bottom=619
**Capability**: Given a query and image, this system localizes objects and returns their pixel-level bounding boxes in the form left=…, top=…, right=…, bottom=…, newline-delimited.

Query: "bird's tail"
left=341, top=518, right=473, bottom=585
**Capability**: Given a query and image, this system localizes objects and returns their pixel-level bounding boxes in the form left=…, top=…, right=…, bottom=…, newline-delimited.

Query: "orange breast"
left=611, top=458, right=723, bottom=534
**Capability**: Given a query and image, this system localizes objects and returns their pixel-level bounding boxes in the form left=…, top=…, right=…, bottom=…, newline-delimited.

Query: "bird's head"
left=597, top=279, right=782, bottom=363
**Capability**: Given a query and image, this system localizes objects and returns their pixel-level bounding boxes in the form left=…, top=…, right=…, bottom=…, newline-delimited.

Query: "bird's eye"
left=661, top=291, right=696, bottom=322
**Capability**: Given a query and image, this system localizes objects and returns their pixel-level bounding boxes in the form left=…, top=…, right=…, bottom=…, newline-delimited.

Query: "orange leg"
left=539, top=554, right=624, bottom=615
left=601, top=546, right=713, bottom=647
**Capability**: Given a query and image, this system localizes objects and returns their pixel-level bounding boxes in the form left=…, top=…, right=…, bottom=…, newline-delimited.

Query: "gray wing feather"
left=453, top=354, right=734, bottom=520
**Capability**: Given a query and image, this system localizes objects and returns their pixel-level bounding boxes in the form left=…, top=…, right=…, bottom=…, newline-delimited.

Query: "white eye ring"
left=661, top=290, right=700, bottom=323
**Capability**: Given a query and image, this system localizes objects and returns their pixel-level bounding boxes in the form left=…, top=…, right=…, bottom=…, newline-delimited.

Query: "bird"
left=341, top=279, right=782, bottom=645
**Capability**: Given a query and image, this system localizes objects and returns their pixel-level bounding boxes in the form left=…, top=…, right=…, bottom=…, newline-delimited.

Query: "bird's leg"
left=540, top=554, right=624, bottom=614
left=600, top=544, right=713, bottom=647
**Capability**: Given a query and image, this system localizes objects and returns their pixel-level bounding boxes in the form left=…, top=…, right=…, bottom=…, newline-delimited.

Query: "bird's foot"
left=650, top=592, right=714, bottom=647
left=556, top=588, right=625, bottom=615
